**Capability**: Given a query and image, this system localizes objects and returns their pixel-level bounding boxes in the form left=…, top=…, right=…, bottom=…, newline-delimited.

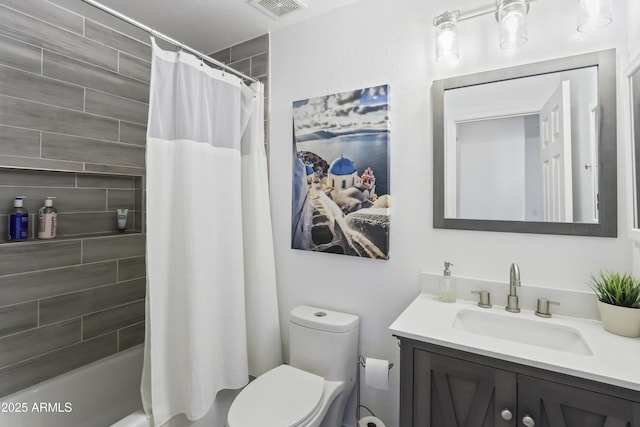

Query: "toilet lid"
left=228, top=364, right=324, bottom=427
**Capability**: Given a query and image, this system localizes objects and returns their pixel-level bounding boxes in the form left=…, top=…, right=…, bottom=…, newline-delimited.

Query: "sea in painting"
left=291, top=85, right=390, bottom=259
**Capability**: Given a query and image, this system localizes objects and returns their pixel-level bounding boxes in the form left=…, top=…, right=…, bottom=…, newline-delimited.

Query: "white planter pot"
left=597, top=301, right=640, bottom=338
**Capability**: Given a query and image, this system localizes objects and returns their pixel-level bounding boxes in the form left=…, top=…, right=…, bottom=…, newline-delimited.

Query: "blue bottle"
left=8, top=196, right=28, bottom=241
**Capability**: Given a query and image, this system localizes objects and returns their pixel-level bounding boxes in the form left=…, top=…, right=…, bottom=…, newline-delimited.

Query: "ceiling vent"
left=250, top=0, right=307, bottom=19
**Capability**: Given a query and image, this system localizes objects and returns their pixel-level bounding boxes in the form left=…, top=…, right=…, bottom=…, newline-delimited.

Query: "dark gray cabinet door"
left=411, top=349, right=517, bottom=427
left=518, top=375, right=640, bottom=427
left=399, top=339, right=640, bottom=427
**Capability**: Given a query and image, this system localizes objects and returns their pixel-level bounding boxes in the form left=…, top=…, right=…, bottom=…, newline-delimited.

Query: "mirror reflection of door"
left=443, top=65, right=599, bottom=224
left=540, top=80, right=573, bottom=222
left=587, top=100, right=599, bottom=223
left=631, top=66, right=640, bottom=228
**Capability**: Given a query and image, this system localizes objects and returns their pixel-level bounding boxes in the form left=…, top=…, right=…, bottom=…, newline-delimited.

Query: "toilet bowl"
left=227, top=305, right=359, bottom=427
left=227, top=365, right=344, bottom=426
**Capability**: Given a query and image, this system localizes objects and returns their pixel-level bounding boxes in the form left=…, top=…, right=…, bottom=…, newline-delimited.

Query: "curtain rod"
left=80, top=0, right=258, bottom=84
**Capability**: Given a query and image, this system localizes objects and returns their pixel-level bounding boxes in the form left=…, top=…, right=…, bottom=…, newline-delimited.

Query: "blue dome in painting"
left=328, top=156, right=356, bottom=176
left=305, top=164, right=314, bottom=175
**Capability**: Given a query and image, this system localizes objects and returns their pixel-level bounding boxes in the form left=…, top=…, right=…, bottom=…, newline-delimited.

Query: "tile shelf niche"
left=0, top=166, right=143, bottom=244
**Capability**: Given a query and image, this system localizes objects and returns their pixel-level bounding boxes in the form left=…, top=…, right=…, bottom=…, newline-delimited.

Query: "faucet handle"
left=535, top=298, right=560, bottom=318
left=471, top=290, right=492, bottom=308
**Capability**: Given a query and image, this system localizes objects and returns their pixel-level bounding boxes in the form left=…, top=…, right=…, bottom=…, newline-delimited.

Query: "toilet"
left=227, top=305, right=359, bottom=427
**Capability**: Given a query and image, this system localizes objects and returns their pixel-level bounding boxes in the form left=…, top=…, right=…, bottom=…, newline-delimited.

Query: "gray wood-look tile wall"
left=210, top=34, right=271, bottom=151
left=0, top=0, right=270, bottom=399
left=0, top=0, right=148, bottom=397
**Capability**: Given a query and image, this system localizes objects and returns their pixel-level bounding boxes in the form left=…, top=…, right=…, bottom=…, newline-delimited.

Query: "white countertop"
left=389, top=293, right=640, bottom=392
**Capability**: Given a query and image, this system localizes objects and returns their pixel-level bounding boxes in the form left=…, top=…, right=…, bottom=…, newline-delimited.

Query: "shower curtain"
left=141, top=38, right=282, bottom=426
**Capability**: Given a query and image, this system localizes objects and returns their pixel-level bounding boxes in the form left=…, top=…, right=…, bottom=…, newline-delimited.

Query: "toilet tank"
left=289, top=305, right=359, bottom=383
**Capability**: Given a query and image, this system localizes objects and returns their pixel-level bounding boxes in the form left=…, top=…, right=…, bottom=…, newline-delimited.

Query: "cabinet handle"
left=500, top=409, right=513, bottom=421
left=522, top=415, right=535, bottom=427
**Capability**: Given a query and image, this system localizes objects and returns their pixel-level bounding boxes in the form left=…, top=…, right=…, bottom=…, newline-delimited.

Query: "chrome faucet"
left=506, top=263, right=521, bottom=313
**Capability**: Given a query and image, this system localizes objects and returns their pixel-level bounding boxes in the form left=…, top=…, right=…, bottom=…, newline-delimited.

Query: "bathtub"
left=0, top=343, right=240, bottom=427
left=112, top=381, right=238, bottom=427
left=0, top=345, right=144, bottom=427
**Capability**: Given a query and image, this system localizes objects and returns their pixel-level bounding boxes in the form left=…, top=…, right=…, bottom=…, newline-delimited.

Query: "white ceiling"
left=49, top=0, right=366, bottom=54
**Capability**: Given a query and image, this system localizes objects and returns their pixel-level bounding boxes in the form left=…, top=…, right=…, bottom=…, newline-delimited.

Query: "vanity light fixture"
left=433, top=0, right=530, bottom=64
left=577, top=0, right=612, bottom=32
left=434, top=0, right=612, bottom=63
left=497, top=0, right=529, bottom=49
left=434, top=11, right=460, bottom=63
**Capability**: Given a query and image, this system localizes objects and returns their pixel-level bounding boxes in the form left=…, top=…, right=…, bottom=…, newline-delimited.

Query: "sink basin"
left=453, top=309, right=593, bottom=356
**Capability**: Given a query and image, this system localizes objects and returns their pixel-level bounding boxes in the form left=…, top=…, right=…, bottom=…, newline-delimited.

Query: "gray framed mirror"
left=630, top=56, right=640, bottom=230
left=433, top=49, right=617, bottom=236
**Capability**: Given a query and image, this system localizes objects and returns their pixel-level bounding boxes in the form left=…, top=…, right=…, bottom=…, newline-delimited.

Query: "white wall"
left=270, top=1, right=631, bottom=426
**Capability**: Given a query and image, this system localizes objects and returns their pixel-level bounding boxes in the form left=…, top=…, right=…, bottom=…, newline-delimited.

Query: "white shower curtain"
left=142, top=38, right=282, bottom=427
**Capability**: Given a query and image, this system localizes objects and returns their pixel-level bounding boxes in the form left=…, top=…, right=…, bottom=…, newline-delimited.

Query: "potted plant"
left=590, top=271, right=640, bottom=338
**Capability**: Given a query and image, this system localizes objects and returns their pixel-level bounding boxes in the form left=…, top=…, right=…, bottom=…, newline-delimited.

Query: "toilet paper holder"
left=358, top=355, right=393, bottom=370
left=356, top=356, right=393, bottom=421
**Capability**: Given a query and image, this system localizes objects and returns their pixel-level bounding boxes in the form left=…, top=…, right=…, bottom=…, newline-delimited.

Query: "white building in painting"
left=327, top=155, right=358, bottom=190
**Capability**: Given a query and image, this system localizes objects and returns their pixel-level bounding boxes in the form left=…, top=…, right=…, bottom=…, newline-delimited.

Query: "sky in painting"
left=293, top=85, right=389, bottom=139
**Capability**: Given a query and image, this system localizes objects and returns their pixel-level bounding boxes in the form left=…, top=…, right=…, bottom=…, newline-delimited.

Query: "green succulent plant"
left=590, top=271, right=640, bottom=308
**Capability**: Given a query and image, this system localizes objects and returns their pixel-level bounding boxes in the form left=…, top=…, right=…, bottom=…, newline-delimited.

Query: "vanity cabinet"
left=518, top=374, right=640, bottom=427
left=399, top=338, right=640, bottom=427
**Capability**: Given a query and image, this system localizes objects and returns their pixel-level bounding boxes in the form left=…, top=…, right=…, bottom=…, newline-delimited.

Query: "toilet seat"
left=227, top=365, right=325, bottom=427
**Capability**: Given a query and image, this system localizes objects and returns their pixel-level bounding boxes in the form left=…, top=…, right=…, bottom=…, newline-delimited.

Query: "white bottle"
left=38, top=197, right=57, bottom=239
left=438, top=261, right=456, bottom=303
